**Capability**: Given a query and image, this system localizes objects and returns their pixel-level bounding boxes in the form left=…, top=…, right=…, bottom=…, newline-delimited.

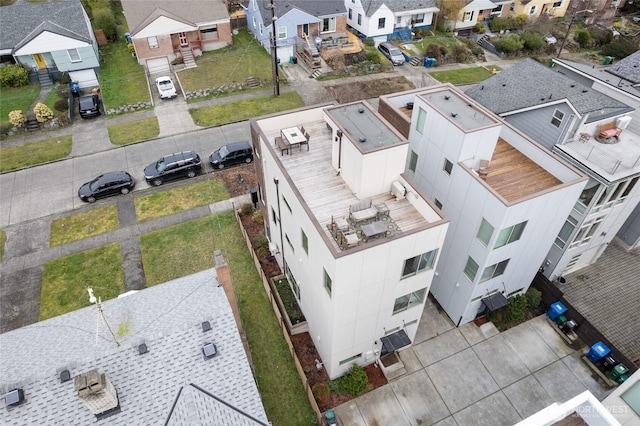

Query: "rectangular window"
left=385, top=326, right=401, bottom=335
left=147, top=36, right=158, bottom=49
left=464, top=257, right=479, bottom=281
left=409, top=151, right=418, bottom=173
left=416, top=108, right=426, bottom=134
left=348, top=8, right=352, bottom=19
left=253, top=17, right=257, bottom=28
left=278, top=26, right=287, bottom=39
left=272, top=207, right=278, bottom=224
left=551, top=109, right=564, bottom=127
left=443, top=159, right=453, bottom=175
left=339, top=353, right=361, bottom=365
left=555, top=216, right=578, bottom=248
left=393, top=288, right=426, bottom=314
left=435, top=199, right=443, bottom=209
left=285, top=233, right=294, bottom=252
left=552, top=0, right=562, bottom=7
left=378, top=18, right=386, bottom=29
left=200, top=25, right=218, bottom=40
left=282, top=195, right=291, bottom=213
left=476, top=218, right=494, bottom=246
left=494, top=221, right=527, bottom=248
left=357, top=14, right=362, bottom=25
left=324, top=268, right=332, bottom=296
left=322, top=17, right=336, bottom=32
left=622, top=176, right=638, bottom=198
left=413, top=13, right=425, bottom=24
left=491, top=5, right=503, bottom=15
left=401, top=249, right=438, bottom=279
left=285, top=264, right=300, bottom=299
left=480, top=259, right=510, bottom=282
left=529, top=5, right=537, bottom=14
left=508, top=288, right=524, bottom=297
left=301, top=229, right=308, bottom=254
left=569, top=217, right=603, bottom=248
left=67, top=48, right=81, bottom=62
left=463, top=11, right=474, bottom=22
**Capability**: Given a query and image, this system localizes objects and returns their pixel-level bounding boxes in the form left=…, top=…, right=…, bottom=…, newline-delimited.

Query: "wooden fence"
left=234, top=210, right=323, bottom=424
left=532, top=272, right=637, bottom=373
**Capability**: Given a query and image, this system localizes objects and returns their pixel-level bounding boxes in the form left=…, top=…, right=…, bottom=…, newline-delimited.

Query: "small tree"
left=0, top=64, right=29, bottom=88
left=34, top=103, right=54, bottom=122
left=521, top=31, right=544, bottom=51
left=92, top=5, right=118, bottom=41
left=495, top=34, right=524, bottom=54
left=8, top=110, right=27, bottom=127
left=573, top=29, right=592, bottom=48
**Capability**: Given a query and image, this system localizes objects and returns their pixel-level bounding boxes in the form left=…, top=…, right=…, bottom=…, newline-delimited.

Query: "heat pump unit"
left=391, top=181, right=406, bottom=200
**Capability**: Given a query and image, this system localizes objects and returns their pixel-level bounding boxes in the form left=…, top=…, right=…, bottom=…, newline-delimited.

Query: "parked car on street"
left=209, top=141, right=254, bottom=169
left=377, top=42, right=405, bottom=66
left=78, top=94, right=101, bottom=118
left=155, top=76, right=177, bottom=99
left=144, top=151, right=202, bottom=186
left=78, top=171, right=135, bottom=203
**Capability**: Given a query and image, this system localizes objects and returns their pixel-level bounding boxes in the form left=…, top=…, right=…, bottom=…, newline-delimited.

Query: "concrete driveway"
left=334, top=298, right=610, bottom=426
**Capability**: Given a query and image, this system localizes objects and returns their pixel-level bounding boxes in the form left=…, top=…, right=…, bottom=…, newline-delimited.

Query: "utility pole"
left=269, top=0, right=280, bottom=96
left=557, top=8, right=592, bottom=58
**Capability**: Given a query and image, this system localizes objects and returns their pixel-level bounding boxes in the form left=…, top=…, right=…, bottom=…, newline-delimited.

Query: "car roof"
left=99, top=171, right=129, bottom=180
left=224, top=141, right=251, bottom=150
left=165, top=151, right=198, bottom=162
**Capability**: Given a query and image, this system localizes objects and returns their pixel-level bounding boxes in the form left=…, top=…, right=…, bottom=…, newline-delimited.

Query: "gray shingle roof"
left=605, top=50, right=640, bottom=85
left=0, top=0, right=92, bottom=52
left=553, top=58, right=640, bottom=99
left=361, top=0, right=438, bottom=15
left=256, top=0, right=346, bottom=29
left=465, top=58, right=633, bottom=122
left=0, top=269, right=268, bottom=425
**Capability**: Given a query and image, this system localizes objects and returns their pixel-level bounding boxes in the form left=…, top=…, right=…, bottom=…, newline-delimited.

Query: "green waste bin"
left=604, top=56, right=613, bottom=65
left=608, top=363, right=629, bottom=380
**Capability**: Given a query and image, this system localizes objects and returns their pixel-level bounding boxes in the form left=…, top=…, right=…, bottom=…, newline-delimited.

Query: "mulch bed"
left=220, top=164, right=388, bottom=411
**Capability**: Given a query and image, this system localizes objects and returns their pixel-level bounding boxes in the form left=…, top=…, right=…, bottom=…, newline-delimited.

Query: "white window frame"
left=463, top=11, right=474, bottom=22
left=357, top=13, right=362, bottom=25
left=494, top=221, right=527, bottom=248
left=416, top=108, right=426, bottom=134
left=529, top=5, right=537, bottom=15
left=476, top=218, right=494, bottom=247
left=401, top=250, right=438, bottom=279
left=464, top=257, right=479, bottom=281
left=555, top=216, right=578, bottom=248
left=552, top=0, right=563, bottom=8
left=409, top=151, right=418, bottom=173
left=67, top=48, right=81, bottom=62
left=277, top=26, right=287, bottom=39
left=480, top=259, right=510, bottom=282
left=253, top=17, right=257, bottom=28
left=147, top=36, right=158, bottom=49
left=378, top=17, right=386, bottom=29
left=393, top=288, right=426, bottom=314
left=551, top=109, right=565, bottom=127
left=443, top=158, right=453, bottom=175
left=322, top=17, right=336, bottom=33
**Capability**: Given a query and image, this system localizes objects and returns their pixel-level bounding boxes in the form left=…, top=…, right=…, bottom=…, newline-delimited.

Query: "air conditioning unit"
left=391, top=181, right=406, bottom=200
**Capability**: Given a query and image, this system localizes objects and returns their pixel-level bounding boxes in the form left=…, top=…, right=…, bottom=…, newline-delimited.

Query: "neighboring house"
left=378, top=85, right=587, bottom=326
left=345, top=0, right=439, bottom=43
left=0, top=269, right=269, bottom=425
left=466, top=59, right=640, bottom=281
left=552, top=52, right=640, bottom=251
left=511, top=0, right=571, bottom=19
left=244, top=0, right=347, bottom=65
left=250, top=102, right=449, bottom=378
left=567, top=0, right=628, bottom=20
left=0, top=0, right=100, bottom=88
left=121, top=0, right=232, bottom=74
left=451, top=0, right=512, bottom=33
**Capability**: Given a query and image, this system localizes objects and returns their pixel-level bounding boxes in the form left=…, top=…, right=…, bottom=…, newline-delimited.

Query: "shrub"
left=515, top=14, right=529, bottom=26
left=425, top=43, right=442, bottom=60
left=452, top=45, right=471, bottom=63
left=474, top=22, right=485, bottom=33
left=254, top=237, right=269, bottom=257
left=92, top=6, right=117, bottom=41
left=525, top=288, right=542, bottom=309
left=57, top=72, right=71, bottom=85
left=240, top=203, right=254, bottom=215
left=495, top=34, right=524, bottom=54
left=0, top=64, right=29, bottom=88
left=34, top=103, right=54, bottom=122
left=329, top=364, right=369, bottom=397
left=521, top=31, right=544, bottom=51
left=8, top=110, right=27, bottom=127
left=589, top=27, right=613, bottom=47
left=312, top=383, right=330, bottom=403
left=600, top=39, right=638, bottom=59
left=574, top=29, right=592, bottom=48
left=489, top=17, right=516, bottom=32
left=54, top=99, right=69, bottom=112
left=251, top=209, right=263, bottom=224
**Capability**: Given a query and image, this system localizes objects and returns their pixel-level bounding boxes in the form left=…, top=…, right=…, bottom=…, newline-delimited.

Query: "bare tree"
left=435, top=0, right=467, bottom=31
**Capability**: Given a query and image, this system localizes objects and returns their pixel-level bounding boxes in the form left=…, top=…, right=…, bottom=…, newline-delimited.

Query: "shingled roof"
left=552, top=57, right=640, bottom=99
left=0, top=0, right=92, bottom=53
left=465, top=58, right=633, bottom=123
left=360, top=0, right=438, bottom=16
left=255, top=0, right=345, bottom=29
left=0, top=269, right=268, bottom=425
left=605, top=50, right=640, bottom=85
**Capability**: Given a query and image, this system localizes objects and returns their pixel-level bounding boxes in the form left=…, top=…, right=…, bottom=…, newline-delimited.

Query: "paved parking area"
left=333, top=297, right=611, bottom=426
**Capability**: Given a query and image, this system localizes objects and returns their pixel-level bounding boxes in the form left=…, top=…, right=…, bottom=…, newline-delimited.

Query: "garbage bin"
left=608, top=363, right=629, bottom=380
left=124, top=32, right=132, bottom=43
left=603, top=56, right=613, bottom=65
left=561, top=319, right=577, bottom=333
left=586, top=341, right=610, bottom=363
left=555, top=315, right=567, bottom=326
left=70, top=81, right=81, bottom=97
left=602, top=355, right=618, bottom=371
left=547, top=301, right=567, bottom=321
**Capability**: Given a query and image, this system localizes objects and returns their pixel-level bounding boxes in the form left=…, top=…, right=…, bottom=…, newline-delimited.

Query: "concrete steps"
left=245, top=76, right=260, bottom=88
left=37, top=69, right=52, bottom=87
left=181, top=46, right=197, bottom=69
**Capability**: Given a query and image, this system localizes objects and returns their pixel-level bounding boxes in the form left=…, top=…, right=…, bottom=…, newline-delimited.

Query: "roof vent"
left=450, top=112, right=458, bottom=117
left=202, top=343, right=218, bottom=359
left=138, top=343, right=148, bottom=355
left=202, top=321, right=212, bottom=332
left=358, top=107, right=365, bottom=113
left=60, top=370, right=71, bottom=383
left=444, top=95, right=450, bottom=100
left=582, top=89, right=588, bottom=93
left=358, top=136, right=367, bottom=143
left=406, top=102, right=414, bottom=110
left=502, top=83, right=506, bottom=87
left=5, top=389, right=25, bottom=407
left=570, top=83, right=575, bottom=87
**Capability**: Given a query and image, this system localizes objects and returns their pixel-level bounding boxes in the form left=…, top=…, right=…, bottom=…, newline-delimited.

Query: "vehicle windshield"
left=79, top=97, right=95, bottom=108
left=219, top=146, right=229, bottom=159
left=156, top=158, right=166, bottom=172
left=390, top=48, right=402, bottom=56
left=89, top=175, right=104, bottom=191
left=158, top=80, right=173, bottom=89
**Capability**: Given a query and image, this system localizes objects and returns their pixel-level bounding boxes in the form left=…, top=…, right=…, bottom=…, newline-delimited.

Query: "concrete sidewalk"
left=334, top=299, right=611, bottom=426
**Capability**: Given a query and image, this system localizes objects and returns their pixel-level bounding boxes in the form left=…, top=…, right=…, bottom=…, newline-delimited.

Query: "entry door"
left=33, top=53, right=46, bottom=69
left=178, top=32, right=189, bottom=46
left=302, top=24, right=309, bottom=35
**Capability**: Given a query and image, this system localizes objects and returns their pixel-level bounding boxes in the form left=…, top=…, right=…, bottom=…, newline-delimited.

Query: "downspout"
left=273, top=177, right=286, bottom=271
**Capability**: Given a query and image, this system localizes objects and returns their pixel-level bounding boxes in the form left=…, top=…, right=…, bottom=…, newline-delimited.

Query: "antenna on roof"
left=88, top=288, right=120, bottom=347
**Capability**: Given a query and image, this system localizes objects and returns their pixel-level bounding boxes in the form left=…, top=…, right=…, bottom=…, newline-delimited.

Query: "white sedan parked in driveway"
left=155, top=76, right=177, bottom=99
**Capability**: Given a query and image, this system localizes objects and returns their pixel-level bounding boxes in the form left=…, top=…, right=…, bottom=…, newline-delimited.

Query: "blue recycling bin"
left=586, top=341, right=610, bottom=363
left=69, top=81, right=81, bottom=97
left=547, top=301, right=567, bottom=321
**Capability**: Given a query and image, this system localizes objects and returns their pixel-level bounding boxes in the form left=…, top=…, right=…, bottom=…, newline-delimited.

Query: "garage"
left=146, top=57, right=170, bottom=75
left=69, top=69, right=99, bottom=90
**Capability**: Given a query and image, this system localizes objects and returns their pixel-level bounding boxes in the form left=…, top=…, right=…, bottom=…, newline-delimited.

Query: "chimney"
left=74, top=370, right=118, bottom=416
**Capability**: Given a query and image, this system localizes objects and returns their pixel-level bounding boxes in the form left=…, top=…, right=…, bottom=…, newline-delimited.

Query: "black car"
left=78, top=94, right=101, bottom=118
left=144, top=151, right=202, bottom=186
left=209, top=141, right=253, bottom=169
left=78, top=171, right=135, bottom=203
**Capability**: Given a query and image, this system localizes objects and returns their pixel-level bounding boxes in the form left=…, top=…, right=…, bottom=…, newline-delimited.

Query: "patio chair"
left=300, top=131, right=310, bottom=151
left=275, top=136, right=289, bottom=156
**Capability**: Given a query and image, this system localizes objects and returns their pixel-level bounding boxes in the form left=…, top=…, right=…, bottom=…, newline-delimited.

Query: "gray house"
left=0, top=269, right=268, bottom=425
left=0, top=0, right=100, bottom=88
left=466, top=59, right=640, bottom=281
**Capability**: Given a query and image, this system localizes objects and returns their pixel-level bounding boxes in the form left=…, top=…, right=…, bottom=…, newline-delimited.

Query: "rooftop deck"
left=483, top=138, right=562, bottom=202
left=263, top=122, right=433, bottom=252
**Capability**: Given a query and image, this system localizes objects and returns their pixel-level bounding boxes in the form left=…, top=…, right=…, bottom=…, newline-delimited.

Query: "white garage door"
left=146, top=57, right=170, bottom=75
left=69, top=69, right=99, bottom=89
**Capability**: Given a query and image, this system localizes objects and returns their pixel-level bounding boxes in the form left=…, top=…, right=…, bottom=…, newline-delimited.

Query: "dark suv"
left=209, top=141, right=253, bottom=169
left=78, top=94, right=101, bottom=118
left=144, top=151, right=202, bottom=186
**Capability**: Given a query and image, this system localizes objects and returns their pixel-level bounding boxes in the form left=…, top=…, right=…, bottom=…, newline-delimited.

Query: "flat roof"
left=325, top=102, right=403, bottom=152
left=418, top=88, right=499, bottom=132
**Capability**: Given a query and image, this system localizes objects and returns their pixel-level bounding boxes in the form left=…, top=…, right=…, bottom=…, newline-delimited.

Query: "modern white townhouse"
left=378, top=84, right=587, bottom=326
left=466, top=59, right=640, bottom=282
left=249, top=102, right=448, bottom=378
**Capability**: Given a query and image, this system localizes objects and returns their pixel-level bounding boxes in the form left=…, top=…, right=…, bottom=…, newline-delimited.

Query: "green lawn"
left=98, top=40, right=150, bottom=111
left=179, top=29, right=283, bottom=93
left=140, top=213, right=316, bottom=424
left=50, top=205, right=119, bottom=247
left=428, top=66, right=498, bottom=85
left=108, top=116, right=159, bottom=145
left=135, top=179, right=229, bottom=222
left=0, top=84, right=40, bottom=125
left=413, top=34, right=459, bottom=53
left=42, top=83, right=69, bottom=120
left=190, top=91, right=305, bottom=127
left=0, top=135, right=72, bottom=172
left=40, top=243, right=124, bottom=320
